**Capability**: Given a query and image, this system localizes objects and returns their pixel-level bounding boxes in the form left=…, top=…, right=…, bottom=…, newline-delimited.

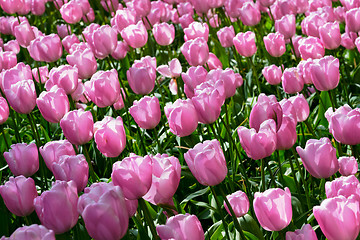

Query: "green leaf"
left=180, top=187, right=209, bottom=205
left=239, top=214, right=265, bottom=240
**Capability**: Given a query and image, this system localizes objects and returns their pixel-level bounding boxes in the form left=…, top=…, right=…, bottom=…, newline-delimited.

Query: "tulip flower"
left=45, top=65, right=78, bottom=95
left=264, top=32, right=286, bottom=57
left=13, top=21, right=35, bottom=47
left=34, top=181, right=79, bottom=234
left=3, top=79, right=36, bottom=115
left=275, top=14, right=296, bottom=39
left=4, top=143, right=39, bottom=177
left=112, top=153, right=153, bottom=200
left=206, top=68, right=243, bottom=99
left=325, top=175, right=360, bottom=199
left=60, top=1, right=83, bottom=24
left=129, top=96, right=161, bottom=129
left=286, top=224, right=318, bottom=240
left=157, top=214, right=205, bottom=240
left=77, top=182, right=129, bottom=240
left=288, top=94, right=309, bottom=122
left=184, top=22, right=209, bottom=42
left=39, top=140, right=76, bottom=171
left=28, top=34, right=63, bottom=62
left=239, top=2, right=261, bottom=26
left=341, top=32, right=357, bottom=49
left=298, top=37, right=325, bottom=60
left=91, top=25, right=118, bottom=59
left=62, top=34, right=80, bottom=53
left=319, top=22, right=341, bottom=50
left=233, top=31, right=257, bottom=57
left=93, top=116, right=126, bottom=158
left=157, top=58, right=182, bottom=79
left=184, top=139, right=227, bottom=186
left=345, top=8, right=360, bottom=33
left=223, top=190, right=249, bottom=217
left=0, top=51, right=17, bottom=70
left=132, top=0, right=151, bottom=18
left=121, top=21, right=148, bottom=49
left=253, top=187, right=292, bottom=231
left=217, top=26, right=235, bottom=48
left=66, top=43, right=97, bottom=79
left=152, top=23, right=175, bottom=46
left=313, top=195, right=360, bottom=240
left=276, top=115, right=297, bottom=150
left=127, top=56, right=156, bottom=95
left=32, top=66, right=49, bottom=84
left=310, top=56, right=339, bottom=92
left=207, top=53, right=223, bottom=70
left=296, top=137, right=339, bottom=179
left=262, top=65, right=282, bottom=85
left=0, top=97, right=9, bottom=125
left=111, top=41, right=130, bottom=60
left=338, top=156, right=358, bottom=176
left=297, top=59, right=314, bottom=84
left=143, top=154, right=181, bottom=205
left=281, top=67, right=305, bottom=94
left=181, top=37, right=209, bottom=66
left=6, top=224, right=55, bottom=240
left=0, top=176, right=38, bottom=216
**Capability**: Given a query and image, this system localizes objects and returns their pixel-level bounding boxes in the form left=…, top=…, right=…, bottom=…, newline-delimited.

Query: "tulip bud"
left=153, top=23, right=175, bottom=46
left=262, top=65, right=282, bottom=85
left=181, top=37, right=209, bottom=66
left=264, top=32, right=286, bottom=57
left=217, top=26, right=235, bottom=48
left=66, top=43, right=97, bottom=79
left=13, top=21, right=35, bottom=47
left=281, top=67, right=305, bottom=94
left=288, top=94, right=309, bottom=122
left=233, top=31, right=257, bottom=57
left=223, top=190, right=249, bottom=217
left=127, top=56, right=156, bottom=95
left=345, top=8, right=360, bottom=33
left=45, top=65, right=78, bottom=95
left=60, top=1, right=83, bottom=24
left=310, top=55, right=339, bottom=91
left=338, top=156, right=358, bottom=176
left=39, top=140, right=76, bottom=171
left=7, top=224, right=55, bottom=240
left=4, top=143, right=39, bottom=177
left=121, top=21, right=148, bottom=49
left=286, top=224, right=317, bottom=240
left=91, top=25, right=118, bottom=59
left=276, top=115, right=297, bottom=150
left=28, top=34, right=63, bottom=62
left=275, top=14, right=296, bottom=39
left=129, top=96, right=161, bottom=129
left=319, top=21, right=341, bottom=50
left=239, top=2, right=261, bottom=26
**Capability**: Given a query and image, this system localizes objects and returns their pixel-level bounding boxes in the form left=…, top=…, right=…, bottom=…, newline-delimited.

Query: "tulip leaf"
left=180, top=187, right=209, bottom=205
left=239, top=214, right=265, bottom=240
left=282, top=175, right=297, bottom=193
left=316, top=91, right=332, bottom=128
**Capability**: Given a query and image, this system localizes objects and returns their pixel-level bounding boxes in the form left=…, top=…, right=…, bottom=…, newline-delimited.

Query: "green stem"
left=136, top=126, right=147, bottom=155
left=264, top=158, right=276, bottom=188
left=82, top=144, right=99, bottom=182
left=209, top=186, right=231, bottom=240
left=261, top=159, right=266, bottom=192
left=328, top=90, right=336, bottom=111
left=287, top=151, right=301, bottom=194
left=9, top=109, right=21, bottom=143
left=275, top=151, right=284, bottom=183
left=248, top=57, right=261, bottom=95
left=138, top=198, right=160, bottom=240
left=0, top=125, right=10, bottom=150
left=153, top=127, right=162, bottom=153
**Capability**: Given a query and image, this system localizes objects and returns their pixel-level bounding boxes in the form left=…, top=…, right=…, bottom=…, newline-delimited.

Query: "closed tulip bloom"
left=36, top=86, right=69, bottom=123
left=281, top=67, right=305, bottom=94
left=288, top=94, right=310, bottom=122
left=92, top=25, right=117, bottom=59
left=131, top=0, right=151, bottom=18
left=181, top=37, right=209, bottom=66
left=0, top=176, right=38, bottom=216
left=93, top=116, right=126, bottom=158
left=319, top=22, right=341, bottom=50
left=184, top=22, right=209, bottom=42
left=111, top=41, right=130, bottom=60
left=224, top=0, right=251, bottom=18
left=4, top=143, right=39, bottom=177
left=338, top=156, right=358, bottom=176
left=13, top=21, right=35, bottom=47
left=129, top=96, right=161, bottom=129
left=34, top=181, right=79, bottom=234
left=301, top=13, right=326, bottom=38
left=276, top=115, right=297, bottom=150
left=238, top=119, right=277, bottom=160
left=239, top=2, right=261, bottom=26
left=157, top=58, right=182, bottom=79
left=1, top=62, right=32, bottom=91
left=192, top=83, right=224, bottom=124
left=57, top=24, right=71, bottom=39
left=181, top=66, right=207, bottom=98
left=66, top=44, right=97, bottom=79
left=179, top=13, right=194, bottom=29
left=62, top=34, right=80, bottom=53
left=310, top=56, right=339, bottom=91
left=121, top=21, right=148, bottom=49
left=254, top=188, right=292, bottom=231
left=153, top=23, right=175, bottom=46
left=45, top=65, right=78, bottom=94
left=325, top=105, right=360, bottom=145
left=184, top=139, right=227, bottom=186
left=341, top=32, right=357, bottom=49
left=345, top=8, right=360, bottom=33
left=207, top=69, right=244, bottom=99
left=264, top=32, right=286, bottom=57
left=164, top=99, right=199, bottom=137
left=39, top=140, right=75, bottom=171
left=275, top=14, right=296, bottom=39
left=113, top=88, right=126, bottom=110
left=0, top=97, right=9, bottom=125
left=0, top=0, right=23, bottom=14
left=207, top=53, right=223, bottom=70
left=32, top=66, right=49, bottom=84
left=233, top=31, right=257, bottom=57
left=7, top=224, right=55, bottom=240
left=223, top=190, right=249, bottom=217
left=3, top=79, right=36, bottom=114
left=77, top=182, right=129, bottom=240
left=28, top=34, right=63, bottom=62
left=60, top=109, right=94, bottom=146
left=262, top=65, right=282, bottom=85
left=0, top=51, right=17, bottom=70
left=157, top=214, right=205, bottom=240
left=217, top=26, right=235, bottom=48
left=127, top=56, right=156, bottom=95
left=60, top=1, right=83, bottom=24
left=314, top=195, right=360, bottom=240
left=52, top=154, right=89, bottom=193
left=297, top=59, right=314, bottom=84
left=85, top=69, right=120, bottom=108
left=296, top=138, right=339, bottom=179
left=325, top=175, right=360, bottom=199
left=286, top=224, right=318, bottom=240
left=112, top=153, right=152, bottom=200
left=298, top=37, right=325, bottom=60
left=143, top=154, right=181, bottom=205
left=3, top=40, right=20, bottom=54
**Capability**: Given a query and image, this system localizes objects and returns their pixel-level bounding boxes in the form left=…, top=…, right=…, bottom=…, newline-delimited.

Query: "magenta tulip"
left=338, top=156, right=358, bottom=176
left=264, top=32, right=286, bottom=57
left=127, top=56, right=156, bottom=95
left=181, top=37, right=209, bottom=66
left=345, top=8, right=360, bottom=33
left=129, top=96, right=161, bottom=129
left=153, top=23, right=175, bottom=46
left=233, top=31, right=257, bottom=57
left=39, top=140, right=76, bottom=171
left=181, top=66, right=207, bottom=98
left=111, top=41, right=130, bottom=60
left=262, top=65, right=282, bottom=85
left=276, top=115, right=297, bottom=150
left=4, top=143, right=39, bottom=177
left=223, top=190, right=249, bottom=217
left=62, top=34, right=80, bottom=53
left=157, top=58, right=182, bottom=79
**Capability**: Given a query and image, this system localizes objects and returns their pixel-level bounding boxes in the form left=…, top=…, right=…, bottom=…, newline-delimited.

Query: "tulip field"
left=1, top=0, right=360, bottom=239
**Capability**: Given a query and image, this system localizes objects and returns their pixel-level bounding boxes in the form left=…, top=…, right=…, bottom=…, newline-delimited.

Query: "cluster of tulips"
left=1, top=0, right=360, bottom=239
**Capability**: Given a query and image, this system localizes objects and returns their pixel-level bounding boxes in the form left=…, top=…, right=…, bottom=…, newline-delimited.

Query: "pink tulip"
left=281, top=67, right=305, bottom=94
left=132, top=0, right=151, bottom=18
left=310, top=55, right=339, bottom=91
left=129, top=96, right=161, bottom=129
left=319, top=22, right=341, bottom=50
left=262, top=65, right=282, bottom=85
left=32, top=66, right=49, bottom=84
left=57, top=24, right=71, bottom=39
left=314, top=195, right=360, bottom=240
left=275, top=14, right=296, bottom=39
left=0, top=97, right=9, bottom=125
left=111, top=41, right=130, bottom=60
left=3, top=40, right=20, bottom=54
left=223, top=190, right=249, bottom=217
left=164, top=99, right=199, bottom=137
left=143, top=154, right=181, bottom=205
left=39, top=140, right=76, bottom=171
left=298, top=37, right=325, bottom=60
left=286, top=224, right=318, bottom=240
left=325, top=175, right=360, bottom=199
left=91, top=25, right=118, bottom=59
left=93, top=116, right=126, bottom=158
left=207, top=53, right=223, bottom=70
left=112, top=153, right=152, bottom=200
left=182, top=66, right=207, bottom=98
left=77, top=182, right=129, bottom=240
left=113, top=88, right=126, bottom=110
left=179, top=13, right=194, bottom=29
left=52, top=154, right=89, bottom=193
left=296, top=137, right=339, bottom=178
left=276, top=115, right=297, bottom=150
left=217, top=26, right=235, bottom=48
left=181, top=37, right=209, bottom=66
left=157, top=214, right=204, bottom=240
left=1, top=62, right=32, bottom=92
left=288, top=94, right=310, bottom=122
left=338, top=156, right=358, bottom=176
left=4, top=143, right=38, bottom=177
left=341, top=32, right=357, bottom=49
left=346, top=8, right=360, bottom=33
left=62, top=34, right=80, bottom=53
left=301, top=13, right=326, bottom=38
left=127, top=56, right=156, bottom=95
left=121, top=21, right=148, bottom=49
left=82, top=7, right=95, bottom=22
left=0, top=0, right=23, bottom=14
left=254, top=187, right=292, bottom=231
left=34, top=181, right=79, bottom=234
left=66, top=43, right=97, bottom=79
left=153, top=23, right=175, bottom=46
left=239, top=2, right=261, bottom=26
left=0, top=51, right=17, bottom=70
left=125, top=198, right=138, bottom=218
left=184, top=22, right=209, bottom=42
left=3, top=79, right=36, bottom=114
left=297, top=59, right=314, bottom=84
left=238, top=119, right=277, bottom=160
left=60, top=109, right=94, bottom=146
left=157, top=58, right=182, bottom=79
left=0, top=176, right=38, bottom=216
left=224, top=0, right=251, bottom=18
left=13, top=21, right=35, bottom=47
left=233, top=31, right=257, bottom=57
left=325, top=104, right=360, bottom=145
left=6, top=224, right=55, bottom=240
left=28, top=34, right=63, bottom=62
left=45, top=65, right=78, bottom=95
left=264, top=32, right=286, bottom=57
left=60, top=1, right=83, bottom=24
